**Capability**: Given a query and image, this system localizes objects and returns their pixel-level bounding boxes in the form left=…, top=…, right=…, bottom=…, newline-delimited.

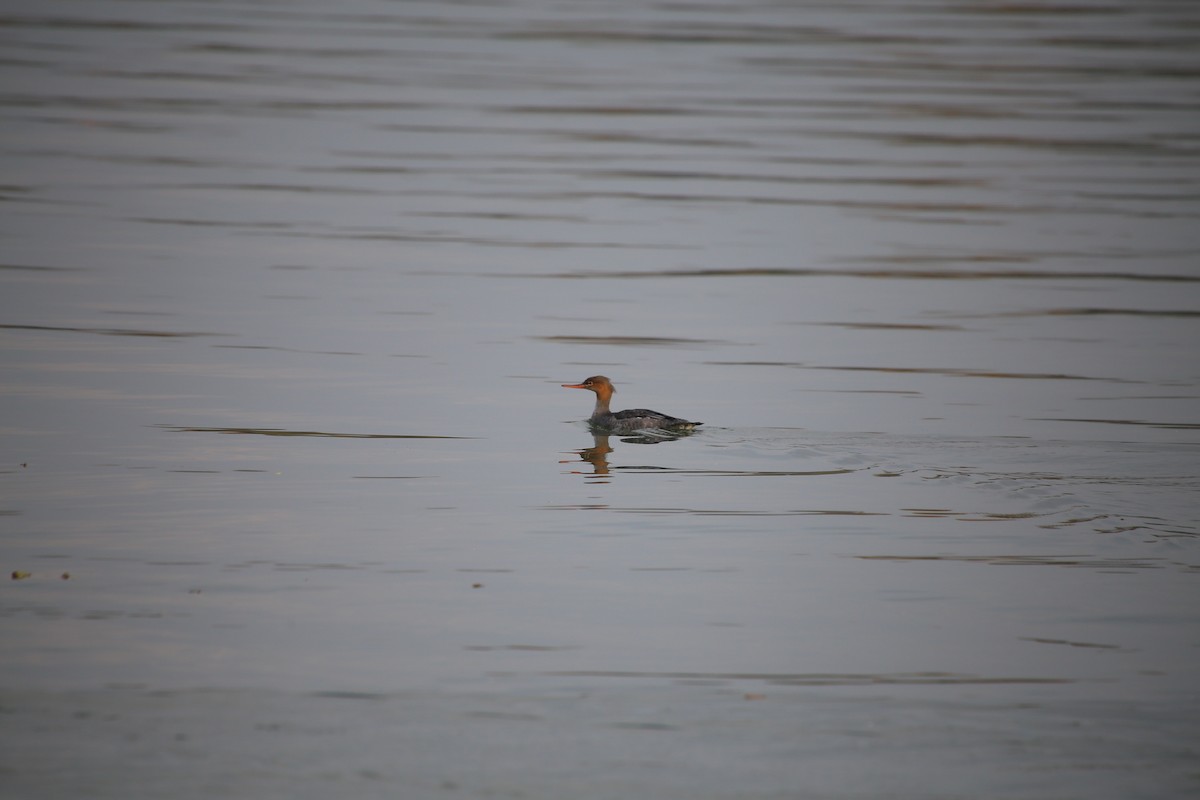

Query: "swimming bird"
left=562, top=375, right=702, bottom=433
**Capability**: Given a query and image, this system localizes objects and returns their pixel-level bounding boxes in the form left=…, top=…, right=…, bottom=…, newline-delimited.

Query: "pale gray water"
left=2, top=1, right=1199, bottom=798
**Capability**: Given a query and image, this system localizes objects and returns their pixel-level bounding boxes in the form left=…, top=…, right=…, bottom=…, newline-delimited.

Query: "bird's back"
left=602, top=408, right=702, bottom=432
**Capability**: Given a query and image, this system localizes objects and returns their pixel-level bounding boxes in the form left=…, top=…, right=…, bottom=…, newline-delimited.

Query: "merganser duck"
left=562, top=375, right=702, bottom=433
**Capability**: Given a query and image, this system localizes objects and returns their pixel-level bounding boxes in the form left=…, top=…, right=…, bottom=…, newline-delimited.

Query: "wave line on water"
left=854, top=554, right=1167, bottom=570
left=535, top=334, right=729, bottom=347
left=158, top=425, right=476, bottom=439
left=1, top=323, right=222, bottom=338
left=504, top=267, right=1200, bottom=282
left=540, top=670, right=1073, bottom=686
left=610, top=467, right=857, bottom=477
left=1030, top=417, right=1200, bottom=430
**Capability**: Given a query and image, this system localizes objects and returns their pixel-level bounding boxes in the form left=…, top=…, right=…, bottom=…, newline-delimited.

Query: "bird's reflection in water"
left=561, top=427, right=699, bottom=480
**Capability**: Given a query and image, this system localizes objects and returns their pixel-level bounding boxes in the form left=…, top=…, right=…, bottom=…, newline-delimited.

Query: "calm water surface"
left=2, top=1, right=1198, bottom=798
